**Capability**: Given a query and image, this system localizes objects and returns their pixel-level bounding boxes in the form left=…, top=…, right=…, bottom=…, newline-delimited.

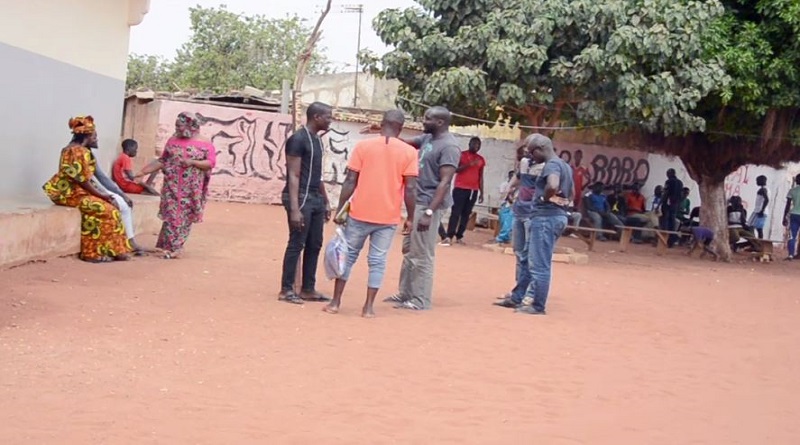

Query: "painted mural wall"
left=129, top=99, right=798, bottom=240
left=641, top=154, right=796, bottom=241
left=155, top=101, right=293, bottom=204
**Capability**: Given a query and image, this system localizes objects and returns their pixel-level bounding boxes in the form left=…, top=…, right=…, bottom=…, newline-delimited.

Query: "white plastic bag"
left=324, top=226, right=350, bottom=280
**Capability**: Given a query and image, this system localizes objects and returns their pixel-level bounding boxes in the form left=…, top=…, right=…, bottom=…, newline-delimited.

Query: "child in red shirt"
left=112, top=139, right=157, bottom=195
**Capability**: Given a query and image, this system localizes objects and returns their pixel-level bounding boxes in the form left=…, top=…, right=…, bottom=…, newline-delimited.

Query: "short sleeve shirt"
left=409, top=133, right=461, bottom=207
left=347, top=137, right=418, bottom=224
left=283, top=127, right=323, bottom=196
left=112, top=153, right=135, bottom=188
left=453, top=151, right=485, bottom=191
left=512, top=158, right=542, bottom=218
left=788, top=186, right=800, bottom=215
left=531, top=158, right=574, bottom=217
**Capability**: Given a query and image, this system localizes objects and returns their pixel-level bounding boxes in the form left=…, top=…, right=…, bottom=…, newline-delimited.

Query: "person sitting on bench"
left=584, top=182, right=622, bottom=240
left=623, top=182, right=652, bottom=243
left=727, top=195, right=759, bottom=252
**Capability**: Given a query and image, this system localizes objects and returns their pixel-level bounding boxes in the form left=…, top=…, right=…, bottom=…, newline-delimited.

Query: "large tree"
left=126, top=54, right=175, bottom=91
left=364, top=0, right=800, bottom=260
left=126, top=5, right=331, bottom=93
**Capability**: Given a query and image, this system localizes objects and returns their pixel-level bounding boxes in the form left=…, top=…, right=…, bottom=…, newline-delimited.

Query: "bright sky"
left=129, top=0, right=419, bottom=71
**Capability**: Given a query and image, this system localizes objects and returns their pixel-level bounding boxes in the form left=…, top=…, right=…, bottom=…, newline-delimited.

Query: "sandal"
left=383, top=294, right=405, bottom=303
left=394, top=301, right=424, bottom=311
left=278, top=292, right=304, bottom=305
left=84, top=256, right=113, bottom=263
left=300, top=291, right=331, bottom=302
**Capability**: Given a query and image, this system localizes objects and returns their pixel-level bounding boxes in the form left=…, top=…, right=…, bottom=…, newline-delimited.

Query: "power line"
left=396, top=96, right=627, bottom=131
left=396, top=96, right=800, bottom=142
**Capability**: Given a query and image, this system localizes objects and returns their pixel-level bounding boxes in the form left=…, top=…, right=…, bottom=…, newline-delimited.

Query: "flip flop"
left=394, top=301, right=424, bottom=311
left=300, top=292, right=331, bottom=302
left=84, top=256, right=113, bottom=263
left=279, top=292, right=305, bottom=305
left=383, top=294, right=405, bottom=303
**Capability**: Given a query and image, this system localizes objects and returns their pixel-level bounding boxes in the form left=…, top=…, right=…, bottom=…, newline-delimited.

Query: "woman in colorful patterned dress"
left=135, top=112, right=217, bottom=259
left=42, top=116, right=131, bottom=262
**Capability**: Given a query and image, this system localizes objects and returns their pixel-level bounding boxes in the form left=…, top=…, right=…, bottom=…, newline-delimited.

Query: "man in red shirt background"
left=112, top=139, right=158, bottom=195
left=439, top=137, right=485, bottom=246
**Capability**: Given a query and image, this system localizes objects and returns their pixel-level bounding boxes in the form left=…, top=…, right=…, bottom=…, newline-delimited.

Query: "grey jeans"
left=397, top=206, right=443, bottom=309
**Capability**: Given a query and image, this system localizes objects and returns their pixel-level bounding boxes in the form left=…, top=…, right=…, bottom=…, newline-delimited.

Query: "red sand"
left=2, top=202, right=799, bottom=444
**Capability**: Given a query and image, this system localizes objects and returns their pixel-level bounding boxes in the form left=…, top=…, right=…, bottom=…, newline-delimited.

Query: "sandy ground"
left=2, top=202, right=799, bottom=444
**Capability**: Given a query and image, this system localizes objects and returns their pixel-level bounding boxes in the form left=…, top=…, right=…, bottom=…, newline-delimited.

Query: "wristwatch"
left=424, top=209, right=434, bottom=216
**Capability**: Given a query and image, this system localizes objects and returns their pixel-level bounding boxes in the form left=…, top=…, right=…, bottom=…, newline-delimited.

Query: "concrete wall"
left=120, top=98, right=800, bottom=239
left=0, top=0, right=145, bottom=200
left=0, top=194, right=160, bottom=270
left=640, top=155, right=797, bottom=241
left=124, top=100, right=295, bottom=204
left=461, top=135, right=798, bottom=241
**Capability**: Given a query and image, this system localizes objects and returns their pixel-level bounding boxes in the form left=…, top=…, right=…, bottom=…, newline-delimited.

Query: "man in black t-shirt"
left=661, top=168, right=684, bottom=247
left=279, top=102, right=333, bottom=304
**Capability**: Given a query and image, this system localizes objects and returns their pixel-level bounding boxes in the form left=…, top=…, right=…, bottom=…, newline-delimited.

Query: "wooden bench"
left=565, top=225, right=617, bottom=252
left=484, top=213, right=501, bottom=237
left=616, top=226, right=688, bottom=255
left=746, top=238, right=784, bottom=262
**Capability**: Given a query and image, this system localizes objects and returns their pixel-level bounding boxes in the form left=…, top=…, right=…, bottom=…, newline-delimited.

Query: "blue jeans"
left=789, top=214, right=800, bottom=257
left=524, top=215, right=568, bottom=312
left=341, top=217, right=397, bottom=288
left=510, top=215, right=531, bottom=304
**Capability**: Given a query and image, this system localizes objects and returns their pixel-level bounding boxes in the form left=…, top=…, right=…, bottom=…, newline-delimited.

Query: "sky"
left=129, top=0, right=419, bottom=71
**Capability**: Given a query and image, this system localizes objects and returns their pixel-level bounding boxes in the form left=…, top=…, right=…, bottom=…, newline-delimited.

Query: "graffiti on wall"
left=724, top=165, right=751, bottom=206
left=322, top=127, right=351, bottom=185
left=558, top=146, right=650, bottom=187
left=200, top=114, right=293, bottom=180
left=156, top=101, right=293, bottom=204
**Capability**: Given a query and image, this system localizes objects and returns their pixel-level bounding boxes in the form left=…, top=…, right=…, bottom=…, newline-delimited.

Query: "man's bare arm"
left=403, top=176, right=418, bottom=220
left=286, top=156, right=302, bottom=211
left=784, top=198, right=792, bottom=222
left=338, top=170, right=359, bottom=212
left=427, top=165, right=457, bottom=211
left=401, top=137, right=421, bottom=149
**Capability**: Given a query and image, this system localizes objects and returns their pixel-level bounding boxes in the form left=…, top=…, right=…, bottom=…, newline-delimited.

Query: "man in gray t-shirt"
left=410, top=132, right=461, bottom=208
left=384, top=106, right=460, bottom=310
left=516, top=134, right=574, bottom=316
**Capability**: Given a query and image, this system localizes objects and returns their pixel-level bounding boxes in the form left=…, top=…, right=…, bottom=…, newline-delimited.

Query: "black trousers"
left=444, top=188, right=479, bottom=240
left=281, top=192, right=326, bottom=292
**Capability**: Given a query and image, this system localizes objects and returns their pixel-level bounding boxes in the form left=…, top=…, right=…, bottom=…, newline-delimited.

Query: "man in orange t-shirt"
left=439, top=137, right=485, bottom=245
left=112, top=139, right=158, bottom=195
left=324, top=110, right=419, bottom=318
left=623, top=182, right=652, bottom=243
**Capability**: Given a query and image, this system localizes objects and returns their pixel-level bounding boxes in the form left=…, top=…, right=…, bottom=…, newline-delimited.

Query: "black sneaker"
left=493, top=298, right=518, bottom=308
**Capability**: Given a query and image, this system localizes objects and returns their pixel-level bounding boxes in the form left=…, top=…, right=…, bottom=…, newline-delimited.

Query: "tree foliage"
left=126, top=5, right=331, bottom=93
left=363, top=0, right=729, bottom=135
left=665, top=0, right=800, bottom=183
left=126, top=54, right=175, bottom=91
left=366, top=0, right=800, bottom=260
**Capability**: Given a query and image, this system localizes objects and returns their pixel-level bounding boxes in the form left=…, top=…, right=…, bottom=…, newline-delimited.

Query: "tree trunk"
left=698, top=177, right=732, bottom=261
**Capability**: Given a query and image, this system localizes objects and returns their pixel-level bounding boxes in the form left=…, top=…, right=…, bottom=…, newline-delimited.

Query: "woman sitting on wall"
left=135, top=112, right=217, bottom=259
left=42, top=116, right=131, bottom=263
